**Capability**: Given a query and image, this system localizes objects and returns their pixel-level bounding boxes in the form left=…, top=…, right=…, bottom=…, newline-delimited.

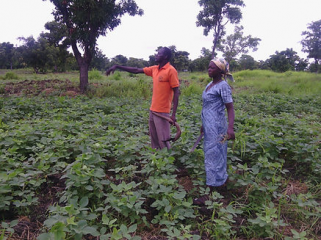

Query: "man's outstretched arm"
left=106, top=65, right=144, bottom=76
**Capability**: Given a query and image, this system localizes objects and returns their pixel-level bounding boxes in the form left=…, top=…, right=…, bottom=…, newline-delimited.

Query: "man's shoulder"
left=165, top=63, right=178, bottom=72
left=144, top=65, right=158, bottom=69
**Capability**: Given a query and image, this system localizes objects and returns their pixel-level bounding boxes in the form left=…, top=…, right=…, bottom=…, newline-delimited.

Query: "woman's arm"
left=225, top=102, right=235, bottom=140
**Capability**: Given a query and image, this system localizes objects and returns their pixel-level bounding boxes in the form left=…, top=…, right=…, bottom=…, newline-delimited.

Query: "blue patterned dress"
left=202, top=81, right=233, bottom=186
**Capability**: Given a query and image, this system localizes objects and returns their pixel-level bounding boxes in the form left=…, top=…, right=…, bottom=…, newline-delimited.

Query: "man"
left=106, top=47, right=180, bottom=149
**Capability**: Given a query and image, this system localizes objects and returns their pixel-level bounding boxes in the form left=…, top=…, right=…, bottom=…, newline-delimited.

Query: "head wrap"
left=210, top=57, right=234, bottom=82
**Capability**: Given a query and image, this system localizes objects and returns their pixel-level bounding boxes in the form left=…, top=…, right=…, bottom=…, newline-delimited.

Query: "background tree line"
left=0, top=36, right=318, bottom=74
left=0, top=0, right=320, bottom=91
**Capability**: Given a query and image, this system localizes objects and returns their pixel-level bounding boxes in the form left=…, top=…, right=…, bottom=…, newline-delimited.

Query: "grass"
left=3, top=68, right=320, bottom=97
left=233, top=70, right=321, bottom=96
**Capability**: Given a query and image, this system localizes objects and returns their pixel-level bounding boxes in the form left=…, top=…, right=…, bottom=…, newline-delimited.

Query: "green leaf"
left=67, top=216, right=77, bottom=226
left=85, top=185, right=94, bottom=191
left=128, top=224, right=137, bottom=233
left=165, top=205, right=172, bottom=213
left=79, top=196, right=89, bottom=208
left=83, top=226, right=100, bottom=236
left=173, top=191, right=186, bottom=200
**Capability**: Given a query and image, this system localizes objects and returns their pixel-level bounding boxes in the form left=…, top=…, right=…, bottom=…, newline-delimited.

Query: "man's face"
left=155, top=48, right=167, bottom=63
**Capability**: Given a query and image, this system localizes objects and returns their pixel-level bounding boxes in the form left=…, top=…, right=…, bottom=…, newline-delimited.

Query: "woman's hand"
left=200, top=125, right=204, bottom=134
left=227, top=127, right=235, bottom=140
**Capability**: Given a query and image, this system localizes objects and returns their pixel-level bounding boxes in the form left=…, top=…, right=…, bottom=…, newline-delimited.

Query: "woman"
left=193, top=58, right=235, bottom=205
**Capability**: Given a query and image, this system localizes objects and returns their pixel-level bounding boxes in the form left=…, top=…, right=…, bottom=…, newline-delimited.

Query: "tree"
left=295, top=58, right=309, bottom=72
left=41, top=21, right=71, bottom=72
left=196, top=0, right=245, bottom=58
left=18, top=36, right=58, bottom=73
left=190, top=47, right=212, bottom=72
left=268, top=48, right=300, bottom=73
left=90, top=48, right=109, bottom=71
left=0, top=42, right=14, bottom=69
left=111, top=55, right=128, bottom=66
left=301, top=19, right=321, bottom=73
left=44, top=0, right=143, bottom=92
left=217, top=25, right=261, bottom=63
left=257, top=60, right=270, bottom=70
left=126, top=57, right=148, bottom=68
left=238, top=54, right=257, bottom=70
left=167, top=46, right=190, bottom=71
left=173, top=50, right=190, bottom=71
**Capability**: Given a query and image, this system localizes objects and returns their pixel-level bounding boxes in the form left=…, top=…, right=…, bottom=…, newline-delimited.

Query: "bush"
left=111, top=72, right=121, bottom=81
left=2, top=72, right=19, bottom=80
left=88, top=69, right=103, bottom=80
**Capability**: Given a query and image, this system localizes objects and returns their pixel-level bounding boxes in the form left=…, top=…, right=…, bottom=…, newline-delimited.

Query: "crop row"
left=0, top=93, right=320, bottom=239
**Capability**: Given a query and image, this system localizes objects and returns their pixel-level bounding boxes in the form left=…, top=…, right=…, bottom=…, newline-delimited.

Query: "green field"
left=0, top=69, right=320, bottom=239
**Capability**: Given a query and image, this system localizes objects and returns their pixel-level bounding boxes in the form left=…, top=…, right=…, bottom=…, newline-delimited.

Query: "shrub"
left=88, top=69, right=103, bottom=80
left=2, top=72, right=19, bottom=80
left=111, top=72, right=121, bottom=81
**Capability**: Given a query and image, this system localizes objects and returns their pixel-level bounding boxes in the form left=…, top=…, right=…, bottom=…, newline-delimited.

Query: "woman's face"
left=208, top=61, right=221, bottom=78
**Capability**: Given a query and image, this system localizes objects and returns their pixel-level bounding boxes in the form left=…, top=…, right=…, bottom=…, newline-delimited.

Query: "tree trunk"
left=212, top=40, right=217, bottom=59
left=212, top=28, right=221, bottom=59
left=71, top=41, right=91, bottom=93
left=79, top=62, right=89, bottom=93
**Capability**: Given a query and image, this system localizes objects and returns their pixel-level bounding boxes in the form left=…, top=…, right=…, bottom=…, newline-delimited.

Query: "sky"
left=1, top=0, right=321, bottom=61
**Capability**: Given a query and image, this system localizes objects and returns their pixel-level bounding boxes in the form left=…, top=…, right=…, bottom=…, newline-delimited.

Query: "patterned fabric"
left=211, top=57, right=234, bottom=82
left=201, top=80, right=233, bottom=186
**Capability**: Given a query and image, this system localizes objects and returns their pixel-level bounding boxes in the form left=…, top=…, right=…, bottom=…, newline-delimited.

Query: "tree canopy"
left=217, top=25, right=261, bottom=63
left=196, top=0, right=245, bottom=58
left=0, top=42, right=14, bottom=69
left=18, top=36, right=59, bottom=73
left=268, top=48, right=300, bottom=73
left=301, top=19, right=321, bottom=72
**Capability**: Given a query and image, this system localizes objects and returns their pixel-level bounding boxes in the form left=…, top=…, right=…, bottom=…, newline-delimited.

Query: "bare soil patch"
left=2, top=79, right=80, bottom=96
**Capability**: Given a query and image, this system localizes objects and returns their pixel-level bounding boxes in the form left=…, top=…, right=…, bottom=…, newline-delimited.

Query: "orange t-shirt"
left=144, top=63, right=179, bottom=113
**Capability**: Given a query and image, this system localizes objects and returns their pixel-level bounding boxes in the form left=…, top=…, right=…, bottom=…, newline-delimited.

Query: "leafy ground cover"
left=0, top=70, right=320, bottom=239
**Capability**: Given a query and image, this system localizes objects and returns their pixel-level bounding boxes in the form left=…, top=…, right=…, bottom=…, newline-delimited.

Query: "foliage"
left=126, top=57, right=149, bottom=69
left=267, top=48, right=301, bottom=73
left=45, top=0, right=143, bottom=92
left=41, top=21, right=73, bottom=72
left=0, top=70, right=320, bottom=239
left=237, top=54, right=257, bottom=70
left=90, top=48, right=110, bottom=71
left=18, top=36, right=59, bottom=74
left=0, top=42, right=14, bottom=69
left=196, top=0, right=245, bottom=57
left=1, top=72, right=19, bottom=80
left=301, top=19, right=321, bottom=72
left=167, top=46, right=190, bottom=71
left=217, top=25, right=261, bottom=63
left=88, top=68, right=103, bottom=80
left=189, top=48, right=212, bottom=72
